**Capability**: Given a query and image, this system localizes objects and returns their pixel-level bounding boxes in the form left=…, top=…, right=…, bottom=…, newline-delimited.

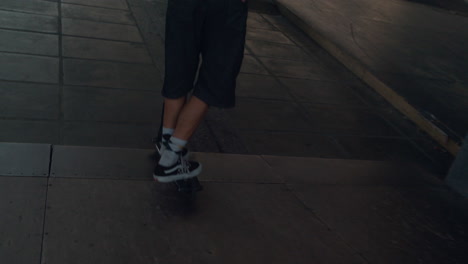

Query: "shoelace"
left=177, top=153, right=190, bottom=174
left=161, top=138, right=171, bottom=151
left=162, top=138, right=190, bottom=174
left=162, top=137, right=188, bottom=160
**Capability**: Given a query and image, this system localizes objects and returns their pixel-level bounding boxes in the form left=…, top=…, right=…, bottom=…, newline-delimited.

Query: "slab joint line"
left=38, top=147, right=53, bottom=264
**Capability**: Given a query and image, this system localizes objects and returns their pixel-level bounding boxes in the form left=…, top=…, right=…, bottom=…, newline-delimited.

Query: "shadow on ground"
left=404, top=0, right=468, bottom=14
left=248, top=0, right=280, bottom=15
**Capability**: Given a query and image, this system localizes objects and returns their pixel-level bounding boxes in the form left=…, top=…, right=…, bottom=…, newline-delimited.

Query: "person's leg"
left=163, top=97, right=186, bottom=130
left=155, top=95, right=206, bottom=183
left=159, top=95, right=207, bottom=155
left=162, top=0, right=203, bottom=129
left=157, top=97, right=186, bottom=155
left=158, top=0, right=204, bottom=156
left=172, top=96, right=208, bottom=141
left=155, top=0, right=247, bottom=182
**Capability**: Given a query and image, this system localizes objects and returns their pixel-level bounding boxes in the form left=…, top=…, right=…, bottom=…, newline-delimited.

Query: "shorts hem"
left=192, top=91, right=235, bottom=109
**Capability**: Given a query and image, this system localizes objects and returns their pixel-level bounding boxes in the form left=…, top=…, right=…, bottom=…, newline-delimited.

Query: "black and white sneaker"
left=153, top=152, right=202, bottom=183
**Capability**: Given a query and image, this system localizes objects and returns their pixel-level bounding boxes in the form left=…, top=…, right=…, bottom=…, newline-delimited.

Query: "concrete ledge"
left=275, top=0, right=461, bottom=156
left=0, top=142, right=445, bottom=187
left=0, top=142, right=51, bottom=177
left=50, top=145, right=154, bottom=179
left=46, top=144, right=441, bottom=186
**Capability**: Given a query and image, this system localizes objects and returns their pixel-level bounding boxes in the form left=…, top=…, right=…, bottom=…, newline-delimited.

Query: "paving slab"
left=240, top=131, right=346, bottom=158
left=247, top=12, right=277, bottom=30
left=263, top=155, right=441, bottom=186
left=191, top=152, right=284, bottom=183
left=246, top=39, right=312, bottom=61
left=246, top=27, right=293, bottom=45
left=50, top=145, right=154, bottom=179
left=42, top=178, right=364, bottom=264
left=184, top=121, right=221, bottom=153
left=62, top=18, right=142, bottom=42
left=0, top=52, right=58, bottom=83
left=0, top=142, right=51, bottom=177
left=63, top=86, right=161, bottom=123
left=0, top=120, right=59, bottom=144
left=61, top=122, right=158, bottom=149
left=126, top=0, right=145, bottom=8
left=128, top=2, right=166, bottom=36
left=62, top=36, right=151, bottom=64
left=126, top=4, right=166, bottom=75
left=0, top=81, right=59, bottom=120
left=0, top=177, right=47, bottom=264
left=311, top=49, right=362, bottom=81
left=258, top=56, right=339, bottom=81
left=300, top=104, right=400, bottom=136
left=0, top=29, right=58, bottom=56
left=239, top=55, right=269, bottom=75
left=0, top=10, right=58, bottom=33
left=333, top=136, right=435, bottom=164
left=236, top=73, right=292, bottom=100
left=289, top=184, right=468, bottom=264
left=361, top=247, right=461, bottom=264
left=62, top=0, right=128, bottom=10
left=395, top=185, right=468, bottom=238
left=260, top=13, right=323, bottom=52
left=289, top=185, right=416, bottom=260
left=203, top=108, right=250, bottom=153
left=63, top=59, right=161, bottom=90
left=279, top=78, right=365, bottom=105
left=351, top=21, right=465, bottom=81
left=61, top=3, right=135, bottom=25
left=228, top=98, right=314, bottom=131
left=0, top=0, right=58, bottom=16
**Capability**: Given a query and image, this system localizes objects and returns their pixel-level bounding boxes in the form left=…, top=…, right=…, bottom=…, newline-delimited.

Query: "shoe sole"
left=153, top=163, right=202, bottom=183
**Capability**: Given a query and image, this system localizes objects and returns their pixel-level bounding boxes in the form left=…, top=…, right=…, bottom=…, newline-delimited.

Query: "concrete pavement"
left=2, top=143, right=468, bottom=264
left=1, top=0, right=467, bottom=263
left=275, top=0, right=468, bottom=156
left=0, top=0, right=454, bottom=174
left=0, top=0, right=163, bottom=148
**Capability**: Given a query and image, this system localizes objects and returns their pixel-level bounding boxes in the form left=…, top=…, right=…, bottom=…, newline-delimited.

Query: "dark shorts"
left=162, top=0, right=248, bottom=108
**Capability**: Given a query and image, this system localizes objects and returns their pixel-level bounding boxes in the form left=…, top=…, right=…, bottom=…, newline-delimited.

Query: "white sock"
left=158, top=149, right=179, bottom=166
left=168, top=136, right=187, bottom=151
left=158, top=136, right=188, bottom=166
left=162, top=127, right=174, bottom=136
